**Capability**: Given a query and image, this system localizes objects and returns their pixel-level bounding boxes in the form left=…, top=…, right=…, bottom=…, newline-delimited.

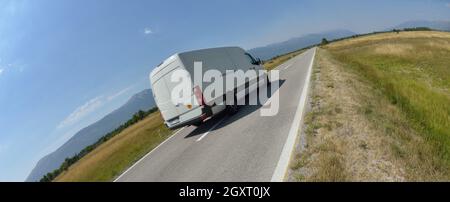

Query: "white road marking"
left=271, top=48, right=316, bottom=182
left=196, top=117, right=227, bottom=142
left=113, top=127, right=185, bottom=182
left=283, top=64, right=293, bottom=70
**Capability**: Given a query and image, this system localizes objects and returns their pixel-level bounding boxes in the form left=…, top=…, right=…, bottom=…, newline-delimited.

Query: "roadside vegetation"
left=39, top=108, right=174, bottom=182
left=289, top=30, right=450, bottom=181
left=264, top=28, right=433, bottom=70
left=263, top=48, right=309, bottom=70
left=54, top=111, right=172, bottom=182
left=53, top=110, right=172, bottom=181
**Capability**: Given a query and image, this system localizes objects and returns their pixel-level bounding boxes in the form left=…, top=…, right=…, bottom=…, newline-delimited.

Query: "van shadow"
left=184, top=79, right=286, bottom=139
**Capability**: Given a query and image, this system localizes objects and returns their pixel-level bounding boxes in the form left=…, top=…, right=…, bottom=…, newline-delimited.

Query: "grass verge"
left=54, top=112, right=173, bottom=182
left=263, top=48, right=307, bottom=70
left=289, top=31, right=450, bottom=181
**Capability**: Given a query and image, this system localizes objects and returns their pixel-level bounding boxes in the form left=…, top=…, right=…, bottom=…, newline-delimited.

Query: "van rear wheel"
left=226, top=96, right=238, bottom=115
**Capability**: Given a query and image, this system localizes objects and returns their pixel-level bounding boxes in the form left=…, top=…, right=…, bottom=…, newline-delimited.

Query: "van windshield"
left=244, top=53, right=257, bottom=64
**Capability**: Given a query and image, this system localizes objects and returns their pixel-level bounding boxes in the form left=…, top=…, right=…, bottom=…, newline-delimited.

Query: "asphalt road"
left=115, top=48, right=316, bottom=182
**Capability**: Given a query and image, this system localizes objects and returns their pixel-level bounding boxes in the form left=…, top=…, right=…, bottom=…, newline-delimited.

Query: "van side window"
left=244, top=53, right=257, bottom=64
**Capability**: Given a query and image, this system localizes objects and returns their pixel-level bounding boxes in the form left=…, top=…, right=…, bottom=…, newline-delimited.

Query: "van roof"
left=150, top=53, right=179, bottom=79
left=178, top=46, right=241, bottom=55
left=150, top=46, right=243, bottom=79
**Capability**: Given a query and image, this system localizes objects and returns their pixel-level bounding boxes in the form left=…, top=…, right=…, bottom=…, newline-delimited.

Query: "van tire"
left=226, top=94, right=238, bottom=115
left=192, top=121, right=202, bottom=127
left=256, top=75, right=270, bottom=102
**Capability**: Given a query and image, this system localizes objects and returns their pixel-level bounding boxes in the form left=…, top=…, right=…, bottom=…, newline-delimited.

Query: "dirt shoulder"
left=288, top=48, right=408, bottom=181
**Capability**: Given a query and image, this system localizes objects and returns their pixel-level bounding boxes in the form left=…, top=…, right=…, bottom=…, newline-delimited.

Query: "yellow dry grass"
left=373, top=44, right=415, bottom=56
left=290, top=31, right=450, bottom=181
left=55, top=112, right=172, bottom=182
left=289, top=48, right=406, bottom=181
left=263, top=49, right=306, bottom=70
left=326, top=31, right=450, bottom=50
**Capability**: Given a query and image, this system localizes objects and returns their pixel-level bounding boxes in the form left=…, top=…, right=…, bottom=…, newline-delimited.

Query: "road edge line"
left=270, top=47, right=316, bottom=182
left=196, top=117, right=227, bottom=142
left=113, top=127, right=185, bottom=182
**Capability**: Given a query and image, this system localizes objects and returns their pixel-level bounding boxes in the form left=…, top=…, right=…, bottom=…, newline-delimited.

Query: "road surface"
left=115, top=48, right=316, bottom=182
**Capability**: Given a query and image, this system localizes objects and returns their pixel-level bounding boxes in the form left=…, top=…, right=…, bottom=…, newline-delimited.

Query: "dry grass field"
left=289, top=31, right=450, bottom=181
left=55, top=112, right=172, bottom=182
left=263, top=48, right=306, bottom=70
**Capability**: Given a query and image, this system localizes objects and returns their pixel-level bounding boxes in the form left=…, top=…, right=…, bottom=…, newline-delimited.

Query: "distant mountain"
left=391, top=20, right=450, bottom=31
left=248, top=30, right=356, bottom=60
left=26, top=89, right=155, bottom=182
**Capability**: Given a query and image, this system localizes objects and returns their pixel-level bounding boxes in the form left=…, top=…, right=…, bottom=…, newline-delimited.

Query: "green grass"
left=326, top=31, right=450, bottom=169
left=54, top=112, right=173, bottom=182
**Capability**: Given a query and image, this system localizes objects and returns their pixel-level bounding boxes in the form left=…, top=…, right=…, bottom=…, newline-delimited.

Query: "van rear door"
left=152, top=58, right=194, bottom=122
left=162, top=68, right=193, bottom=117
left=152, top=77, right=179, bottom=121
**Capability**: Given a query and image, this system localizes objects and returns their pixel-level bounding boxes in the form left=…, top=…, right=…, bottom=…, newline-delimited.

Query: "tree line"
left=320, top=27, right=434, bottom=46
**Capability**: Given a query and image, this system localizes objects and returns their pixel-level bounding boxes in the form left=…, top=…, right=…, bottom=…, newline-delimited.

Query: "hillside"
left=248, top=30, right=355, bottom=60
left=289, top=31, right=450, bottom=181
left=26, top=89, right=155, bottom=182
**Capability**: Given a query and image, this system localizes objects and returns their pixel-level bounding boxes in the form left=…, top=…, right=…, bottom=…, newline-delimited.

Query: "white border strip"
left=196, top=117, right=227, bottom=142
left=283, top=64, right=293, bottom=70
left=271, top=48, right=316, bottom=182
left=113, top=127, right=185, bottom=182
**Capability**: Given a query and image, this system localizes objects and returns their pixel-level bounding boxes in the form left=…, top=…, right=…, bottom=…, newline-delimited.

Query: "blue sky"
left=0, top=0, right=449, bottom=181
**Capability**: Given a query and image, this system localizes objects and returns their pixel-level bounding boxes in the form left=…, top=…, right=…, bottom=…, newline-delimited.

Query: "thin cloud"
left=0, top=62, right=25, bottom=74
left=447, top=3, right=450, bottom=8
left=57, top=86, right=135, bottom=129
left=144, top=27, right=153, bottom=35
left=107, top=86, right=133, bottom=101
left=57, top=96, right=104, bottom=129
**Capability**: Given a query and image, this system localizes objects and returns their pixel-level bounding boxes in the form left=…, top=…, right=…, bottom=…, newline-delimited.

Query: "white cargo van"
left=150, top=47, right=268, bottom=129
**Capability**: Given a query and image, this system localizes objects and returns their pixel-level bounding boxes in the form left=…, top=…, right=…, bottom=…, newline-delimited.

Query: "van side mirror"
left=253, top=58, right=262, bottom=65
